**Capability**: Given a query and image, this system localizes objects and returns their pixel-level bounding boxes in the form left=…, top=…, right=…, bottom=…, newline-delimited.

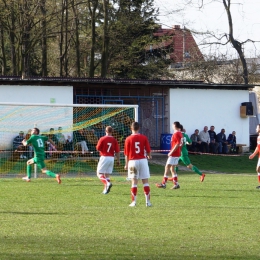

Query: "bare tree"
left=101, top=0, right=108, bottom=78
left=71, top=0, right=81, bottom=77
left=40, top=0, right=47, bottom=76
left=170, top=0, right=260, bottom=84
left=0, top=23, right=6, bottom=74
left=222, top=0, right=248, bottom=84
left=87, top=0, right=101, bottom=77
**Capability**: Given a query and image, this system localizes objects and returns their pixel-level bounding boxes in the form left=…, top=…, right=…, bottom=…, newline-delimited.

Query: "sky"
left=153, top=0, right=260, bottom=58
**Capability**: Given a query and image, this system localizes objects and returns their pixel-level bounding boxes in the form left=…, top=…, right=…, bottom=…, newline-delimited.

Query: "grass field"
left=1, top=157, right=260, bottom=260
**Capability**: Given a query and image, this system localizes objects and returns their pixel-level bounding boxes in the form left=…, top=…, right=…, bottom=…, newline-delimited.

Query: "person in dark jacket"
left=227, top=131, right=237, bottom=153
left=216, top=129, right=228, bottom=154
left=13, top=131, right=26, bottom=159
left=208, top=126, right=219, bottom=154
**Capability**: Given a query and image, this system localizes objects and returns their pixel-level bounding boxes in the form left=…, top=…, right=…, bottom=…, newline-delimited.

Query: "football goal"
left=0, top=102, right=138, bottom=178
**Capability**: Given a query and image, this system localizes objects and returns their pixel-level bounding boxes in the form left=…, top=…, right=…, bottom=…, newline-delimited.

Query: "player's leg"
left=156, top=157, right=172, bottom=188
left=98, top=173, right=113, bottom=194
left=142, top=179, right=151, bottom=207
left=39, top=159, right=61, bottom=184
left=97, top=157, right=113, bottom=194
left=170, top=164, right=180, bottom=189
left=22, top=158, right=34, bottom=182
left=97, top=157, right=108, bottom=192
left=188, top=163, right=206, bottom=182
left=140, top=159, right=151, bottom=207
left=169, top=157, right=180, bottom=189
left=128, top=160, right=138, bottom=206
left=256, top=160, right=260, bottom=189
left=104, top=173, right=113, bottom=193
left=183, top=155, right=206, bottom=182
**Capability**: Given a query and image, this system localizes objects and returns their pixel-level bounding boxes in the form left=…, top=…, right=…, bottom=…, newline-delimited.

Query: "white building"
left=0, top=78, right=255, bottom=151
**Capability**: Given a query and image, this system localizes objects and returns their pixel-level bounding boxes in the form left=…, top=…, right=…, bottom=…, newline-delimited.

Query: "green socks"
left=192, top=165, right=202, bottom=176
left=27, top=165, right=32, bottom=179
left=175, top=165, right=202, bottom=176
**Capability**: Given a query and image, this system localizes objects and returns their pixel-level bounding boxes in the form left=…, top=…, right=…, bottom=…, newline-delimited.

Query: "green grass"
left=155, top=153, right=257, bottom=174
left=1, top=153, right=256, bottom=176
left=1, top=172, right=260, bottom=260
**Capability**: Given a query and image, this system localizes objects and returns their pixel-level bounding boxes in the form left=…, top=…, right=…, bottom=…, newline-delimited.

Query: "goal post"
left=0, top=102, right=138, bottom=178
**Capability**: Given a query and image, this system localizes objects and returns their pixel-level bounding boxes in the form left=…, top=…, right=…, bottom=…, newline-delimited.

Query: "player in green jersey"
left=21, top=128, right=61, bottom=184
left=172, top=125, right=205, bottom=182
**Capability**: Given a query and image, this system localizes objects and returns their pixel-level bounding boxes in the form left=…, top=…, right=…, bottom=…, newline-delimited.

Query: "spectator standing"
left=73, top=129, right=89, bottom=155
left=190, top=129, right=201, bottom=153
left=64, top=135, right=73, bottom=157
left=47, top=128, right=58, bottom=158
left=96, top=126, right=120, bottom=194
left=13, top=131, right=26, bottom=159
left=216, top=129, right=228, bottom=154
left=199, top=126, right=210, bottom=153
left=56, top=127, right=66, bottom=157
left=227, top=131, right=237, bottom=153
left=124, top=122, right=152, bottom=207
left=156, top=121, right=182, bottom=189
left=208, top=126, right=219, bottom=154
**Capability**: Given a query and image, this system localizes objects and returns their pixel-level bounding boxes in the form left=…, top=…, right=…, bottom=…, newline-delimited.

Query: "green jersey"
left=181, top=132, right=192, bottom=156
left=26, top=134, right=48, bottom=159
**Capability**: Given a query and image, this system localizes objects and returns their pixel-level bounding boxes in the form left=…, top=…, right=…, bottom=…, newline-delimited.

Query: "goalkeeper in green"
left=172, top=125, right=205, bottom=182
left=21, top=128, right=61, bottom=184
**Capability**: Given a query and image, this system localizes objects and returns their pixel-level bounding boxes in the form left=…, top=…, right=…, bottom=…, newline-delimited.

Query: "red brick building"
left=151, top=25, right=204, bottom=64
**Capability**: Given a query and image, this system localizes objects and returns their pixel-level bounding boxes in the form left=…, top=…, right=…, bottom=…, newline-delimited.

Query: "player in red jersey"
left=156, top=121, right=183, bottom=189
left=249, top=124, right=260, bottom=189
left=96, top=126, right=120, bottom=194
left=124, top=122, right=152, bottom=207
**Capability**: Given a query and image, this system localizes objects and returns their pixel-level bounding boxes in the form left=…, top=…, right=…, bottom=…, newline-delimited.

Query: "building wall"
left=169, top=88, right=250, bottom=147
left=0, top=85, right=73, bottom=104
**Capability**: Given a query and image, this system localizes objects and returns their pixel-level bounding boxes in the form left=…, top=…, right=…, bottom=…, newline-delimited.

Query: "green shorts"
left=33, top=157, right=46, bottom=169
left=179, top=154, right=191, bottom=166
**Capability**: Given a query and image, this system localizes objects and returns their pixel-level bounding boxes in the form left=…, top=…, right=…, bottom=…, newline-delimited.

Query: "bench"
left=227, top=144, right=247, bottom=154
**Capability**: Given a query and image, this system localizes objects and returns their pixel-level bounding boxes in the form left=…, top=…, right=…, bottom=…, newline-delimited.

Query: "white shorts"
left=97, top=156, right=114, bottom=174
left=166, top=156, right=179, bottom=166
left=127, top=159, right=150, bottom=180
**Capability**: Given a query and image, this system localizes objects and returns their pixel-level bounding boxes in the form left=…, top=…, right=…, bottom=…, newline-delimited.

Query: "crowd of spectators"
left=12, top=122, right=129, bottom=159
left=188, top=126, right=238, bottom=154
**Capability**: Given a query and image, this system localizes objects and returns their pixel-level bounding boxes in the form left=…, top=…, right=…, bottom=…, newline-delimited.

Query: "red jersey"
left=96, top=135, right=120, bottom=156
left=170, top=131, right=183, bottom=157
left=257, top=135, right=260, bottom=157
left=124, top=133, right=151, bottom=160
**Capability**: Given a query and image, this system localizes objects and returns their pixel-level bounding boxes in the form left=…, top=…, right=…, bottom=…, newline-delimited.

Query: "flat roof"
left=0, top=76, right=255, bottom=90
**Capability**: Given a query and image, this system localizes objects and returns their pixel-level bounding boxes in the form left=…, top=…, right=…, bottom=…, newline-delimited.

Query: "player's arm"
left=96, top=139, right=101, bottom=151
left=124, top=155, right=129, bottom=170
left=22, top=139, right=27, bottom=146
left=115, top=152, right=120, bottom=165
left=124, top=139, right=129, bottom=170
left=249, top=146, right=259, bottom=159
left=145, top=138, right=152, bottom=159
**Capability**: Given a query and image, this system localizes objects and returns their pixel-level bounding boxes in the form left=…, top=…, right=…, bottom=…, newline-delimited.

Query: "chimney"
left=173, top=25, right=180, bottom=29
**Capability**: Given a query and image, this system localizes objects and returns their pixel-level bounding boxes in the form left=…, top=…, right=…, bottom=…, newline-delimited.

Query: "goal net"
left=0, top=102, right=138, bottom=178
